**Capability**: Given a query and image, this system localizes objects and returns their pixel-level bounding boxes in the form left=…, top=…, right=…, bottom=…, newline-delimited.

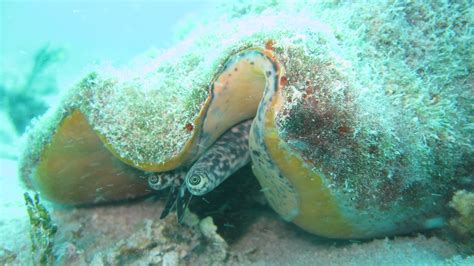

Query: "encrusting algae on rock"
left=449, top=190, right=474, bottom=241
left=18, top=0, right=472, bottom=242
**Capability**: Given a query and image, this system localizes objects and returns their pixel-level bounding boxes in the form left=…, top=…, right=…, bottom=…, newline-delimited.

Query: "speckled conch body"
left=19, top=2, right=472, bottom=239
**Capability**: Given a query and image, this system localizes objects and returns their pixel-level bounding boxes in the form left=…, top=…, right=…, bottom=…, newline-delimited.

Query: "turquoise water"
left=1, top=1, right=211, bottom=88
left=1, top=1, right=473, bottom=265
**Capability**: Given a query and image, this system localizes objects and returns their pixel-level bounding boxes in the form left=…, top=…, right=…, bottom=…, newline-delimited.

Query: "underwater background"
left=1, top=0, right=473, bottom=265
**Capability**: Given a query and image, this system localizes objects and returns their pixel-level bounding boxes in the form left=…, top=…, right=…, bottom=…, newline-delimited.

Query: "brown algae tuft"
left=24, top=192, right=58, bottom=265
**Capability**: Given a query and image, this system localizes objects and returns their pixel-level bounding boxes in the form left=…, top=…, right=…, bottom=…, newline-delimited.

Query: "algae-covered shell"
left=19, top=4, right=472, bottom=239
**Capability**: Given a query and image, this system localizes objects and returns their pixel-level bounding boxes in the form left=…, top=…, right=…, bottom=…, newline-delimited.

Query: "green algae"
left=24, top=192, right=57, bottom=265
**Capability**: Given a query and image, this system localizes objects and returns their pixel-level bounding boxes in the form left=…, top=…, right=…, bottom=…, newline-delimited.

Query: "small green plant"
left=24, top=192, right=57, bottom=265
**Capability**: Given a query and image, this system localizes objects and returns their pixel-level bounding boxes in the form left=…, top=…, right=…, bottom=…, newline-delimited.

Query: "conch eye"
left=188, top=175, right=202, bottom=186
left=148, top=175, right=160, bottom=185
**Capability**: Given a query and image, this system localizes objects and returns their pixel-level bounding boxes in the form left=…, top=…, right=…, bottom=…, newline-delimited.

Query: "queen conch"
left=19, top=3, right=472, bottom=239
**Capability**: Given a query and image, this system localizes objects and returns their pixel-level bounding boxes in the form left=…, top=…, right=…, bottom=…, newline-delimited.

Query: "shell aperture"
left=158, top=119, right=253, bottom=222
left=155, top=50, right=277, bottom=222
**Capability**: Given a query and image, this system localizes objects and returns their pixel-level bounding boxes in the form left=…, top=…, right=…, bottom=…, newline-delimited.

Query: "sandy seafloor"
left=1, top=153, right=473, bottom=265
